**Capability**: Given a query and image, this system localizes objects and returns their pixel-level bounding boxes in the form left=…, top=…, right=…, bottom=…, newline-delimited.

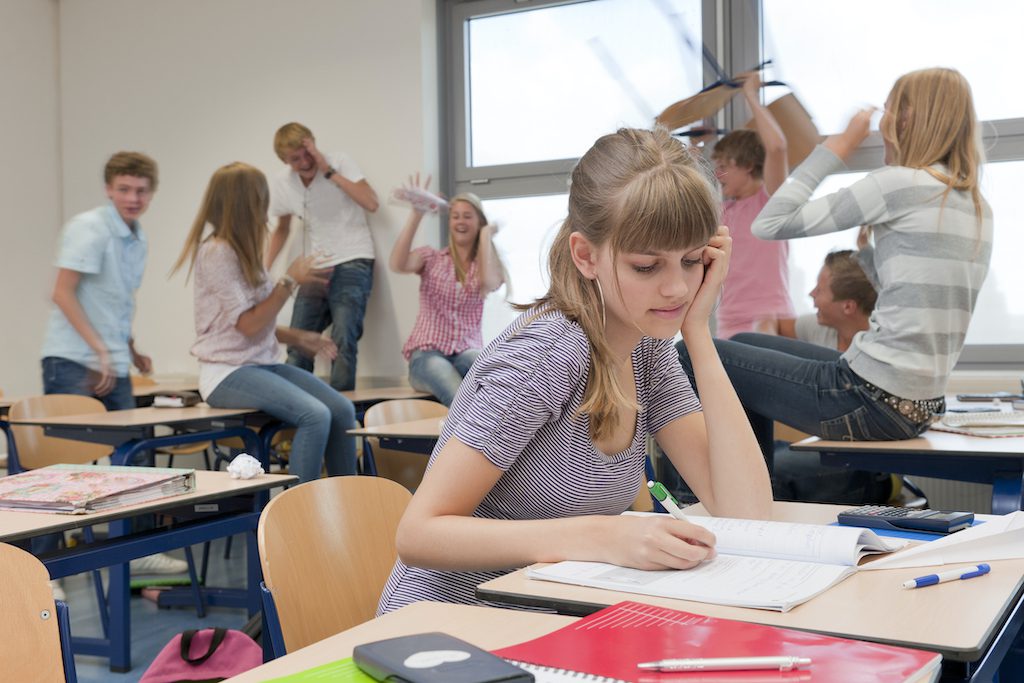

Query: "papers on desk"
left=862, top=510, right=1024, bottom=570
left=527, top=515, right=906, bottom=612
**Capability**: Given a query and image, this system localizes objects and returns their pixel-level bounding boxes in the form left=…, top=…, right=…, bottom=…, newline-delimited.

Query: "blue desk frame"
left=2, top=410, right=289, bottom=671
left=791, top=438, right=1024, bottom=515
left=1, top=473, right=294, bottom=672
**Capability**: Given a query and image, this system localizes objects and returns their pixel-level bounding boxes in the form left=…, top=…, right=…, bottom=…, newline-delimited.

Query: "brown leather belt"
left=864, top=382, right=945, bottom=424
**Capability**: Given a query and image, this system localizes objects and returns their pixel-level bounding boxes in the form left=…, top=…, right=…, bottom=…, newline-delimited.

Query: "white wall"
left=0, top=0, right=438, bottom=395
left=0, top=0, right=62, bottom=396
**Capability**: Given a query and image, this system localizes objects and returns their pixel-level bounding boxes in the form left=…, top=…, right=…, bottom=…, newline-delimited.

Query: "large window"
left=445, top=0, right=1023, bottom=365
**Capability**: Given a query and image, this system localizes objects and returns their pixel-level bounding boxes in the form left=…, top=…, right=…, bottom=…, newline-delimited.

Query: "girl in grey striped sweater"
left=677, top=68, right=992, bottom=495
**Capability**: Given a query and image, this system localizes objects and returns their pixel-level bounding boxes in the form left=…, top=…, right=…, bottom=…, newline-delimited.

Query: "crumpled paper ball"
left=227, top=453, right=265, bottom=479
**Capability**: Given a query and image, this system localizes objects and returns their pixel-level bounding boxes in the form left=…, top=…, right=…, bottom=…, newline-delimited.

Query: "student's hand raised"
left=681, top=225, right=731, bottom=336
left=603, top=514, right=717, bottom=570
left=824, top=107, right=875, bottom=162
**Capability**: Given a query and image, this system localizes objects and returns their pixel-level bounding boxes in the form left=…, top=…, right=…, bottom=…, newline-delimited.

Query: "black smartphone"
left=837, top=505, right=974, bottom=534
left=956, top=392, right=1024, bottom=402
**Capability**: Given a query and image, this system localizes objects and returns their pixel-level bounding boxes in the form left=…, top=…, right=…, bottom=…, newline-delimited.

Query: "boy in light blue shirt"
left=41, top=151, right=158, bottom=410
left=38, top=152, right=189, bottom=583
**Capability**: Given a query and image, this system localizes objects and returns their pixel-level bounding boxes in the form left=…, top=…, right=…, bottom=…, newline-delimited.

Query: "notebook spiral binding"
left=506, top=660, right=628, bottom=683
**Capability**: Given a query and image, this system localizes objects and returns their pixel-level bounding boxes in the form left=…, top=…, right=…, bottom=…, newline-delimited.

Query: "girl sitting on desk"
left=378, top=127, right=772, bottom=612
left=676, top=68, right=992, bottom=499
left=390, top=183, right=506, bottom=406
left=172, top=162, right=357, bottom=484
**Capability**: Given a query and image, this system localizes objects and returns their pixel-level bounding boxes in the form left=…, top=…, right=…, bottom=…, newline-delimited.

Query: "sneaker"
left=50, top=579, right=66, bottom=602
left=129, top=553, right=189, bottom=575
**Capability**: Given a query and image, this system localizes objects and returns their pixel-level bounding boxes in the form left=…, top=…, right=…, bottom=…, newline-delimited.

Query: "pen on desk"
left=638, top=656, right=812, bottom=672
left=647, top=480, right=689, bottom=521
left=902, top=563, right=991, bottom=589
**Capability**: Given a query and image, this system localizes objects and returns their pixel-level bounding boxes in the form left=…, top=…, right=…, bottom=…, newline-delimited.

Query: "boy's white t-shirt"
left=268, top=152, right=374, bottom=266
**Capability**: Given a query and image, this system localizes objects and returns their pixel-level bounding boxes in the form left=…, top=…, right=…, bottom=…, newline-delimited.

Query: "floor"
left=68, top=535, right=252, bottom=683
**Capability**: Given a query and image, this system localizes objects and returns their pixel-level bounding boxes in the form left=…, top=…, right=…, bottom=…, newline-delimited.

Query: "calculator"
left=837, top=505, right=974, bottom=534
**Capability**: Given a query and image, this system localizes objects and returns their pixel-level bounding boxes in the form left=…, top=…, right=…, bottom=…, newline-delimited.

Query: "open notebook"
left=0, top=464, right=195, bottom=514
left=527, top=514, right=906, bottom=611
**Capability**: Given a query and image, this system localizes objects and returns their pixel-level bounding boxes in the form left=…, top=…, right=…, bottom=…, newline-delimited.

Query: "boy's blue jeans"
left=286, top=259, right=374, bottom=392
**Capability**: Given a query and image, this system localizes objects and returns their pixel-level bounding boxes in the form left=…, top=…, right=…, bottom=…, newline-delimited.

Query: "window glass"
left=479, top=194, right=569, bottom=342
left=782, top=164, right=1021, bottom=346
left=762, top=0, right=1024, bottom=134
left=467, top=0, right=702, bottom=166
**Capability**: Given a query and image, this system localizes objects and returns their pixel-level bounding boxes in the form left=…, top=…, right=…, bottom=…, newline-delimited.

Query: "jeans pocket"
left=819, top=407, right=873, bottom=441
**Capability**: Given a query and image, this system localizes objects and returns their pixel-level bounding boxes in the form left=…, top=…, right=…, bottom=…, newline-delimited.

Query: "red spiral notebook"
left=493, top=601, right=941, bottom=683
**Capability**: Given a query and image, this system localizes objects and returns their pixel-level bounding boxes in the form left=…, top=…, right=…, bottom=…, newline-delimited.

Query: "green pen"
left=647, top=480, right=690, bottom=522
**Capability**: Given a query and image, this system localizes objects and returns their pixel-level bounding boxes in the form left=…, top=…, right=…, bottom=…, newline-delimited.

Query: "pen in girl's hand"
left=647, top=480, right=689, bottom=521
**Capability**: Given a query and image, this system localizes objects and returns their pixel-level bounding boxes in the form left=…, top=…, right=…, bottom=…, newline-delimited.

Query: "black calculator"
left=837, top=505, right=974, bottom=534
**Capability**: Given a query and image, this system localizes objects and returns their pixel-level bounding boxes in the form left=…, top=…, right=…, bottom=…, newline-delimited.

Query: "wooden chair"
left=362, top=399, right=447, bottom=491
left=0, top=543, right=77, bottom=682
left=9, top=395, right=111, bottom=471
left=257, top=476, right=412, bottom=654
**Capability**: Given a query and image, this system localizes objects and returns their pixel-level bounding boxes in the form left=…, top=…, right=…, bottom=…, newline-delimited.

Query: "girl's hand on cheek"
left=682, top=225, right=731, bottom=333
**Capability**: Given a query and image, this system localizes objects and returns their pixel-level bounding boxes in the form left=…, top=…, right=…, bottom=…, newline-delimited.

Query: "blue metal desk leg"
left=108, top=518, right=132, bottom=672
left=991, top=473, right=1024, bottom=515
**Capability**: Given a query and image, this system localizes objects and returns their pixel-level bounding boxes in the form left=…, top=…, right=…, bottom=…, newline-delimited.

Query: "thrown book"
left=527, top=514, right=906, bottom=612
left=0, top=464, right=196, bottom=514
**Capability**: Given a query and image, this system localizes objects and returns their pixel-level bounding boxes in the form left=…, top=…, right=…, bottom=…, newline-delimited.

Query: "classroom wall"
left=0, top=0, right=63, bottom=396
left=1, top=0, right=439, bottom=396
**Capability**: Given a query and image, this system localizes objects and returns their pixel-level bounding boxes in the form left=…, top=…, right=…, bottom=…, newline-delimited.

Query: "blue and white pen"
left=902, top=564, right=991, bottom=589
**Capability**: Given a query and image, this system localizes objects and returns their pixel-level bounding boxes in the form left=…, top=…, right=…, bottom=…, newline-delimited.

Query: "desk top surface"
left=9, top=405, right=259, bottom=429
left=793, top=429, right=1024, bottom=455
left=340, top=386, right=432, bottom=403
left=224, top=601, right=576, bottom=683
left=0, top=471, right=295, bottom=542
left=347, top=417, right=444, bottom=439
left=478, top=501, right=1024, bottom=660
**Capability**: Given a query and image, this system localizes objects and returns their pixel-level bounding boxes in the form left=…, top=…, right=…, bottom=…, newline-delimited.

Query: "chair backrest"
left=10, top=395, right=111, bottom=470
left=363, top=399, right=447, bottom=491
left=257, top=476, right=412, bottom=653
left=0, top=543, right=72, bottom=682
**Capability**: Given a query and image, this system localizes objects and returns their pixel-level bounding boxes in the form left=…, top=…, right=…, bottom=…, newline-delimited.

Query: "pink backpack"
left=139, top=627, right=263, bottom=683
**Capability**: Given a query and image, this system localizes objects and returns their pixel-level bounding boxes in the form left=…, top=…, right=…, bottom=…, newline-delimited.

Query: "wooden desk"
left=225, top=601, right=576, bottom=683
left=347, top=417, right=443, bottom=456
left=792, top=430, right=1024, bottom=514
left=1, top=471, right=296, bottom=672
left=477, top=502, right=1024, bottom=680
left=340, top=386, right=433, bottom=420
left=9, top=405, right=267, bottom=469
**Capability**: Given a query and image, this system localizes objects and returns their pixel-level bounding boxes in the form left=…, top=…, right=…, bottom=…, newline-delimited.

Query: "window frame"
left=440, top=0, right=1023, bottom=367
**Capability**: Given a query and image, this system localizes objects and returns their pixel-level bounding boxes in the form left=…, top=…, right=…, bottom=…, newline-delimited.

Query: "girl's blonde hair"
left=447, top=193, right=488, bottom=285
left=535, top=127, right=719, bottom=441
left=880, top=67, right=984, bottom=222
left=172, top=162, right=270, bottom=288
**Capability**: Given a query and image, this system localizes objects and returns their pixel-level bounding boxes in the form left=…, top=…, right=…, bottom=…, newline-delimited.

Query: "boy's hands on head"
left=824, top=108, right=875, bottom=162
left=681, top=225, right=731, bottom=335
left=603, top=514, right=717, bottom=570
left=301, top=137, right=330, bottom=174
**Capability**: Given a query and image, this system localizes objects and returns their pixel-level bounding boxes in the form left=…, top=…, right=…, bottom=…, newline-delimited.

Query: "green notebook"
left=263, top=657, right=376, bottom=682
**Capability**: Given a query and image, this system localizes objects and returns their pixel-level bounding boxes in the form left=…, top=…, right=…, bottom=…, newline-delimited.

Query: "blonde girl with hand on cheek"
left=377, top=127, right=772, bottom=613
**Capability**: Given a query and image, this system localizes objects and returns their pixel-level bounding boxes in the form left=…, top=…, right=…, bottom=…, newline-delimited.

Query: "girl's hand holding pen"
left=603, top=514, right=717, bottom=571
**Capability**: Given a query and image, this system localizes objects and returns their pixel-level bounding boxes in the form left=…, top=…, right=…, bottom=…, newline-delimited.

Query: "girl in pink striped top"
left=390, top=183, right=506, bottom=405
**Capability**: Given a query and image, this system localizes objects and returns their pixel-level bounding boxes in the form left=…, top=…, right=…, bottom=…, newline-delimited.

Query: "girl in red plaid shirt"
left=390, top=183, right=506, bottom=406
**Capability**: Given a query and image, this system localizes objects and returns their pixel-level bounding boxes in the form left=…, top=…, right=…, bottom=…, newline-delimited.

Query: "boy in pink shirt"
left=712, top=72, right=794, bottom=339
